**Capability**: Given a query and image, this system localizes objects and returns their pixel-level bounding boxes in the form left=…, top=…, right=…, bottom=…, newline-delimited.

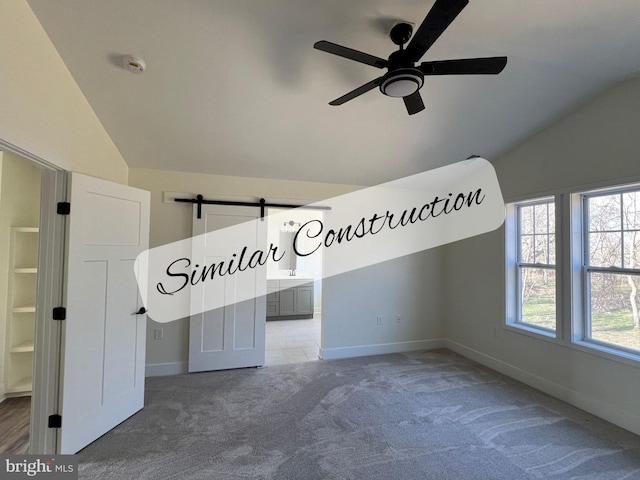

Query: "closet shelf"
left=14, top=267, right=37, bottom=274
left=10, top=341, right=34, bottom=353
left=11, top=306, right=36, bottom=313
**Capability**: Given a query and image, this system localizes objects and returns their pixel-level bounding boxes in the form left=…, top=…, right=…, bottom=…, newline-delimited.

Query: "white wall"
left=0, top=0, right=127, bottom=183
left=443, top=77, right=640, bottom=436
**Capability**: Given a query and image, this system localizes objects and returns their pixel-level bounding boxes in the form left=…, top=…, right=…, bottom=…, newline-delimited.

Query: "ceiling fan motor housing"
left=380, top=69, right=424, bottom=97
left=380, top=49, right=424, bottom=98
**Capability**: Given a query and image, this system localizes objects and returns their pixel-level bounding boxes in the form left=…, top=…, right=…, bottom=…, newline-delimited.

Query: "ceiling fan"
left=314, top=0, right=507, bottom=115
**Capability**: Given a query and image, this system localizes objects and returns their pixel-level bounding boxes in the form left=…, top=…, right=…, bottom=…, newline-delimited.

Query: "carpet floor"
left=78, top=349, right=640, bottom=479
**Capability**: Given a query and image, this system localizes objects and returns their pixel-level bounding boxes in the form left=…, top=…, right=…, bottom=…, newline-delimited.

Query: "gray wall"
left=443, top=77, right=640, bottom=435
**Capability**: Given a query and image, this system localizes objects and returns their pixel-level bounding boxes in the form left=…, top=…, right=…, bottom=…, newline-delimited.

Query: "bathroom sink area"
left=266, top=272, right=315, bottom=320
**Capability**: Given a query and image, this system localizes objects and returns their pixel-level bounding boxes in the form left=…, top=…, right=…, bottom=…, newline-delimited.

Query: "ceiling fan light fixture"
left=380, top=69, right=424, bottom=98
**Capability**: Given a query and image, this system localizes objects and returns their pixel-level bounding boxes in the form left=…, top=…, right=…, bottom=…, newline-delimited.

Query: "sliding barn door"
left=188, top=205, right=267, bottom=372
left=58, top=173, right=150, bottom=454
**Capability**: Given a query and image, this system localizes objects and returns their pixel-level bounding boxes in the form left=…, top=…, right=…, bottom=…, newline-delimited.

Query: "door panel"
left=188, top=205, right=266, bottom=372
left=59, top=173, right=149, bottom=454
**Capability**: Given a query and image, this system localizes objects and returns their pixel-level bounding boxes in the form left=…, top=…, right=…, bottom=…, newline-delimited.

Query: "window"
left=582, top=189, right=640, bottom=353
left=506, top=197, right=556, bottom=333
left=506, top=185, right=640, bottom=362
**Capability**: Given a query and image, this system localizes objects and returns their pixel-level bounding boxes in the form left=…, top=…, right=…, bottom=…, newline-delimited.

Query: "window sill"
left=571, top=339, right=640, bottom=368
left=504, top=322, right=557, bottom=341
left=503, top=322, right=640, bottom=368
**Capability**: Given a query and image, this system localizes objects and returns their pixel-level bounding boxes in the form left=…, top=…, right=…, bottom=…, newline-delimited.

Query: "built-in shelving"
left=11, top=306, right=36, bottom=314
left=4, top=227, right=38, bottom=396
left=10, top=340, right=35, bottom=353
left=14, top=268, right=37, bottom=274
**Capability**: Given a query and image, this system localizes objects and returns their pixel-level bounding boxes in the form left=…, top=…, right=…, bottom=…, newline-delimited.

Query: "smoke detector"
left=122, top=55, right=146, bottom=74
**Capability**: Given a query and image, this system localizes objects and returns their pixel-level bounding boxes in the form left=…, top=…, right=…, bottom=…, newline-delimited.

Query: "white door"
left=188, top=205, right=266, bottom=372
left=58, top=173, right=150, bottom=454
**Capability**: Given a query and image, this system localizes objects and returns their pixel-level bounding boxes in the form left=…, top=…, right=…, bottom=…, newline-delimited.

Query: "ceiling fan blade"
left=403, top=91, right=425, bottom=115
left=405, top=0, right=469, bottom=62
left=328, top=78, right=383, bottom=106
left=419, top=57, right=507, bottom=75
left=314, top=41, right=388, bottom=69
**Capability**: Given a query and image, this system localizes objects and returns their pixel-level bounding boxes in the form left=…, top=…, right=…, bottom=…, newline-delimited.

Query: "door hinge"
left=48, top=414, right=62, bottom=429
left=52, top=307, right=66, bottom=320
left=57, top=202, right=71, bottom=215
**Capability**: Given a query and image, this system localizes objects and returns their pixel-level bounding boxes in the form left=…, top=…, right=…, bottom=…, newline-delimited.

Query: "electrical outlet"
left=154, top=328, right=163, bottom=340
left=377, top=315, right=383, bottom=325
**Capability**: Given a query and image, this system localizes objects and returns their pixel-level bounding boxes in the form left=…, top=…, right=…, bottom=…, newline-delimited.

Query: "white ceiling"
left=26, top=0, right=640, bottom=186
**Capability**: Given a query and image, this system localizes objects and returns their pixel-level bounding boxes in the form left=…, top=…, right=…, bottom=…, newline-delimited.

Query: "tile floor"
left=265, top=314, right=321, bottom=365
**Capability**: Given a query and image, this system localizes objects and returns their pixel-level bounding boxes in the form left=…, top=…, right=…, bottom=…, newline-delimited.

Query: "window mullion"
left=585, top=265, right=640, bottom=275
left=620, top=193, right=625, bottom=269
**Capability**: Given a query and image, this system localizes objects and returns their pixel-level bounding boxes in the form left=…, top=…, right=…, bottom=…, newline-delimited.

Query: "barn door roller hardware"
left=174, top=194, right=331, bottom=219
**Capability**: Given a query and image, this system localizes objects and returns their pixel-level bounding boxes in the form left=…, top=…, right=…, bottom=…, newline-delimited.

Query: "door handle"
left=133, top=307, right=147, bottom=315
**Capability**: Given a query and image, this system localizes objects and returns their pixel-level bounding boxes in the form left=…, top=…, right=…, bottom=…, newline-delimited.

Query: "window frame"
left=505, top=196, right=558, bottom=337
left=505, top=184, right=640, bottom=367
left=577, top=187, right=640, bottom=357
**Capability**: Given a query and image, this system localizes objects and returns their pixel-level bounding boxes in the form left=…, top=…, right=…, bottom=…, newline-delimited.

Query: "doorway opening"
left=265, top=208, right=323, bottom=365
left=0, top=149, right=42, bottom=453
left=0, top=140, right=67, bottom=455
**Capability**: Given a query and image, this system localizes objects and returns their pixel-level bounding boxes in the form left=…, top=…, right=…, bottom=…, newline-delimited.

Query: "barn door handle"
left=134, top=307, right=147, bottom=315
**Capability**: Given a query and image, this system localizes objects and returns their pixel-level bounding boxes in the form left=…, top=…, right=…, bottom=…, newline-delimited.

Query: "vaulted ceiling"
left=27, top=0, right=640, bottom=186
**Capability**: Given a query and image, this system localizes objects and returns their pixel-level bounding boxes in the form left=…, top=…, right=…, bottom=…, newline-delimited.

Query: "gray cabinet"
left=267, top=279, right=314, bottom=320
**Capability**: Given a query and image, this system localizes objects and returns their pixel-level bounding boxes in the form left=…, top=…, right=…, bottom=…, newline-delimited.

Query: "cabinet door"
left=266, top=280, right=279, bottom=317
left=279, top=289, right=296, bottom=316
left=266, top=302, right=280, bottom=317
left=266, top=281, right=279, bottom=303
left=297, top=285, right=314, bottom=315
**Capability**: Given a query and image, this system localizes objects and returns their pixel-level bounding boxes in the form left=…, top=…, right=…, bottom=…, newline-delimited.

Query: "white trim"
left=320, top=339, right=446, bottom=360
left=0, top=139, right=61, bottom=171
left=145, top=362, right=188, bottom=377
left=446, top=339, right=640, bottom=437
left=31, top=168, right=67, bottom=455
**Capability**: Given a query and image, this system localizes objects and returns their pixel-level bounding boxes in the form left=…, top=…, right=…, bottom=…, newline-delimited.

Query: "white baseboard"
left=320, top=339, right=446, bottom=361
left=145, top=361, right=188, bottom=377
left=445, top=339, right=640, bottom=437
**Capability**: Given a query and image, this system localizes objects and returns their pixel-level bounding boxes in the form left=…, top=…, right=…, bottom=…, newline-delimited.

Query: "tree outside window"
left=516, top=199, right=556, bottom=331
left=586, top=191, right=640, bottom=352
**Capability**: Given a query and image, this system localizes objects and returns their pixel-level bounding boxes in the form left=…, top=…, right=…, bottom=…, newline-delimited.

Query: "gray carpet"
left=78, top=350, right=640, bottom=479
